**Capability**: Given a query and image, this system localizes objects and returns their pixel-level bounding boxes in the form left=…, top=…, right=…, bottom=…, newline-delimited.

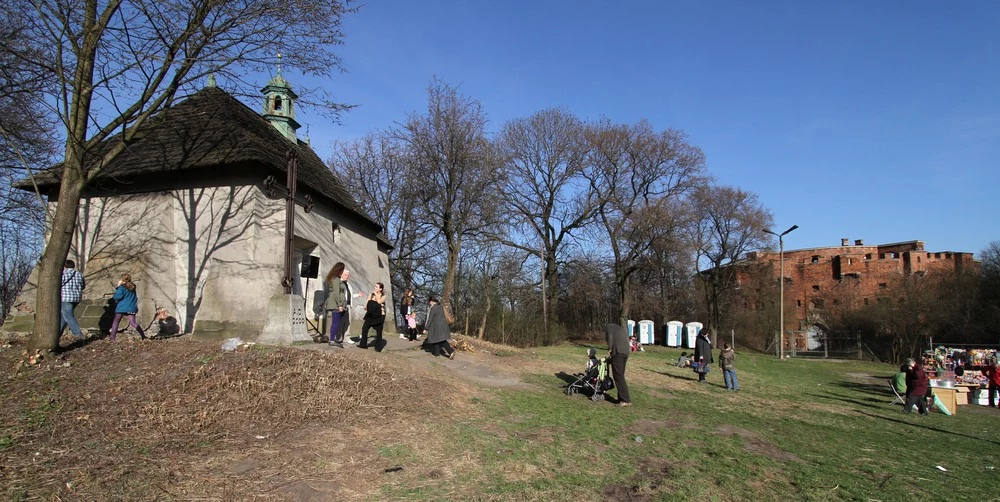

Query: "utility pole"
left=763, top=224, right=798, bottom=359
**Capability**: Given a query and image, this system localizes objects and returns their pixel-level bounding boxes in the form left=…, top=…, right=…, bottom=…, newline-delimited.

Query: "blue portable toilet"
left=666, top=321, right=684, bottom=347
left=638, top=320, right=655, bottom=345
left=627, top=319, right=636, bottom=339
left=685, top=322, right=703, bottom=348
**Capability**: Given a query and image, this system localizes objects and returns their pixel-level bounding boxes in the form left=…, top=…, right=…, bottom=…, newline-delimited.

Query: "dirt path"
left=297, top=334, right=528, bottom=388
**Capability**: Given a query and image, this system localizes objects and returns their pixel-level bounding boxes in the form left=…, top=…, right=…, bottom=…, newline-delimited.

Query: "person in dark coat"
left=903, top=357, right=929, bottom=415
left=606, top=323, right=631, bottom=406
left=357, top=282, right=386, bottom=350
left=693, top=328, right=713, bottom=383
left=423, top=296, right=454, bottom=359
left=324, top=262, right=346, bottom=347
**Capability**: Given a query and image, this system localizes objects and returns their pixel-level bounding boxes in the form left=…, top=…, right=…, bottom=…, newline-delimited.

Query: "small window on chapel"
left=274, top=96, right=283, bottom=111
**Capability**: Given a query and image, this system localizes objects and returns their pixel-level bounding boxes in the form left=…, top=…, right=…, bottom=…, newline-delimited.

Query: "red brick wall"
left=745, top=240, right=978, bottom=332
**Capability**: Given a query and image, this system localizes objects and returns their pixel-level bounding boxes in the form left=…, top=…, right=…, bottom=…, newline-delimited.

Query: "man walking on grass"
left=606, top=323, right=631, bottom=407
left=60, top=260, right=85, bottom=339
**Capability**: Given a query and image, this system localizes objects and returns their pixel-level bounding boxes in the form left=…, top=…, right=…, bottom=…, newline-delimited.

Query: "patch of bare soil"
left=602, top=456, right=677, bottom=502
left=0, top=334, right=454, bottom=500
left=716, top=425, right=803, bottom=463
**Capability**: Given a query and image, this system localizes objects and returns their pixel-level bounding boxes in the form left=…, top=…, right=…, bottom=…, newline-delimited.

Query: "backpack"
left=157, top=316, right=180, bottom=337
left=364, top=298, right=382, bottom=320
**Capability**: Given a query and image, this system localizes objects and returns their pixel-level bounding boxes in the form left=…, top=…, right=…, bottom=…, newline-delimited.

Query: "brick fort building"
left=739, top=238, right=978, bottom=350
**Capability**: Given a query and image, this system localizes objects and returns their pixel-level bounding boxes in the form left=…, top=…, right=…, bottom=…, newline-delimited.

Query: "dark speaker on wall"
left=301, top=255, right=320, bottom=279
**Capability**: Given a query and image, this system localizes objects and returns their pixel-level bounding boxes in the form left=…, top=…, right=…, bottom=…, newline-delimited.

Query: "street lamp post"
left=763, top=225, right=798, bottom=359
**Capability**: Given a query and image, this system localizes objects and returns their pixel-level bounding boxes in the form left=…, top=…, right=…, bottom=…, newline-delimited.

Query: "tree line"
left=329, top=78, right=777, bottom=347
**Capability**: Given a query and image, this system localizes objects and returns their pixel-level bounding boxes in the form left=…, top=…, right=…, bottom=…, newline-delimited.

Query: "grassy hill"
left=1, top=334, right=997, bottom=501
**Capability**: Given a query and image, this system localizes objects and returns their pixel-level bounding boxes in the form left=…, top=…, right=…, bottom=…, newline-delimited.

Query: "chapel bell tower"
left=262, top=53, right=301, bottom=142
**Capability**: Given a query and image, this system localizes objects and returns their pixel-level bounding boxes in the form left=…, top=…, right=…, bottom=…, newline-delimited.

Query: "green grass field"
left=382, top=344, right=1000, bottom=501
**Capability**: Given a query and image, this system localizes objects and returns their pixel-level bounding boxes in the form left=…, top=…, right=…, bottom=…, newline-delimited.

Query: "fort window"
left=935, top=253, right=941, bottom=258
left=847, top=258, right=853, bottom=265
left=878, top=282, right=887, bottom=289
left=812, top=285, right=820, bottom=291
left=811, top=255, right=821, bottom=263
left=833, top=299, right=840, bottom=306
left=863, top=298, right=869, bottom=305
left=796, top=300, right=802, bottom=307
left=865, top=253, right=872, bottom=260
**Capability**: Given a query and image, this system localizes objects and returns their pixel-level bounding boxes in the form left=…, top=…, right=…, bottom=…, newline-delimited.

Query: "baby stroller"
left=565, top=348, right=615, bottom=401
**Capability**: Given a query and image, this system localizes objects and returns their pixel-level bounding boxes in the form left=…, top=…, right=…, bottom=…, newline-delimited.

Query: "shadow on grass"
left=554, top=371, right=581, bottom=386
left=856, top=410, right=1000, bottom=446
left=641, top=367, right=726, bottom=388
left=831, top=379, right=894, bottom=396
left=808, top=392, right=889, bottom=409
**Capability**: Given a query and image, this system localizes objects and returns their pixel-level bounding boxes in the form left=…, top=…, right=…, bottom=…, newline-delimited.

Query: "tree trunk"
left=441, top=220, right=461, bottom=320
left=29, top=174, right=85, bottom=351
left=28, top=0, right=102, bottom=352
left=617, top=273, right=630, bottom=327
left=477, top=294, right=491, bottom=340
left=545, top=254, right=559, bottom=323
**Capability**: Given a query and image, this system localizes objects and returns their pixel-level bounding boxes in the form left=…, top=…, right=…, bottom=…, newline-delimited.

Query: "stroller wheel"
left=565, top=387, right=573, bottom=396
left=591, top=392, right=602, bottom=402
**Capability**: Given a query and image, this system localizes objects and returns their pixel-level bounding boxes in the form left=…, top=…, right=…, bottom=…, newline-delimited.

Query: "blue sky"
left=278, top=1, right=999, bottom=256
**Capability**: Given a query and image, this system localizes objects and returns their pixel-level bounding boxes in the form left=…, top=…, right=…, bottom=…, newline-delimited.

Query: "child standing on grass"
left=719, top=343, right=739, bottom=391
left=110, top=273, right=146, bottom=341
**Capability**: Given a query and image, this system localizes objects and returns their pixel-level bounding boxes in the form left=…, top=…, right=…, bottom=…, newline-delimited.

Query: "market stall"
left=922, top=347, right=997, bottom=408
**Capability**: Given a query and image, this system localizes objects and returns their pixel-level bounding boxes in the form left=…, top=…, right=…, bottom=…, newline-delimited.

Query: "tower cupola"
left=261, top=53, right=301, bottom=142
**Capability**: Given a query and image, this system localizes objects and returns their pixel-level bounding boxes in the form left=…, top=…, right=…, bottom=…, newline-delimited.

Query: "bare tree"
left=12, top=0, right=356, bottom=351
left=400, top=79, right=499, bottom=316
left=693, top=185, right=773, bottom=343
left=494, top=109, right=595, bottom=324
left=632, top=200, right=697, bottom=326
left=0, top=4, right=56, bottom=322
left=975, top=241, right=1000, bottom=342
left=329, top=132, right=438, bottom=308
left=584, top=119, right=706, bottom=325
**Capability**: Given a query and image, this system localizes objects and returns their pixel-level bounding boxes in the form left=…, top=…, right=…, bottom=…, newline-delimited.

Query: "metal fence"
left=784, top=330, right=876, bottom=360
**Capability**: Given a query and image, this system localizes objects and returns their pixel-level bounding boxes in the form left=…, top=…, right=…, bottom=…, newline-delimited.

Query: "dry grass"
left=0, top=335, right=448, bottom=500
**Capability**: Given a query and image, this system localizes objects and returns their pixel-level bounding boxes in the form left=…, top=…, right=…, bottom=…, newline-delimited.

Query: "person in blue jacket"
left=110, top=273, right=146, bottom=341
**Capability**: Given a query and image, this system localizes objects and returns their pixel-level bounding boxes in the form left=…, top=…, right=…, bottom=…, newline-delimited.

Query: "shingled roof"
left=18, top=86, right=379, bottom=231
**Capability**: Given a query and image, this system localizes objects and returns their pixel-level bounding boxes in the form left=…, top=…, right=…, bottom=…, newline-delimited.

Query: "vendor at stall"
left=904, top=358, right=930, bottom=415
left=983, top=360, right=1000, bottom=408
